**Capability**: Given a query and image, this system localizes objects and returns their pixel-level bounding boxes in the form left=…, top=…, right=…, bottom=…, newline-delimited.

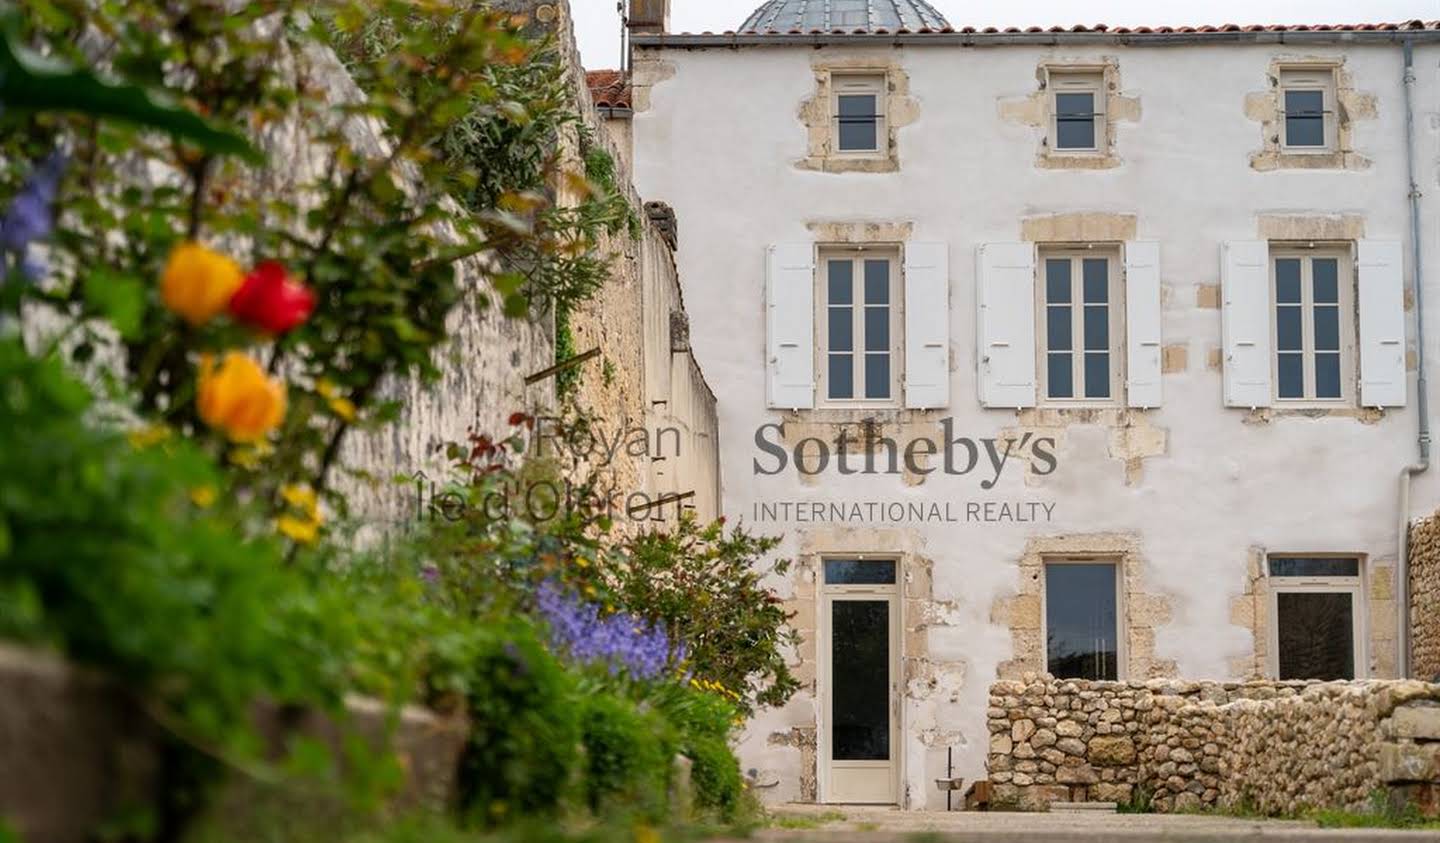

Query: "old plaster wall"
left=632, top=39, right=1440, bottom=809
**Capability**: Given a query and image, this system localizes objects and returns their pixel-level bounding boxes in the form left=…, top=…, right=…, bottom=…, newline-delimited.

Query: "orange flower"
left=161, top=242, right=244, bottom=325
left=197, top=352, right=286, bottom=442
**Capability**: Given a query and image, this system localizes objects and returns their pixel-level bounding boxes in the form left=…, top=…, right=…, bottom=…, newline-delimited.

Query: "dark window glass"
left=1277, top=353, right=1305, bottom=398
left=1083, top=259, right=1108, bottom=303
left=1047, top=305, right=1072, bottom=351
left=864, top=260, right=889, bottom=304
left=1277, top=592, right=1354, bottom=680
left=1314, top=306, right=1340, bottom=352
left=1055, top=92, right=1096, bottom=149
left=831, top=599, right=890, bottom=760
left=1285, top=90, right=1326, bottom=147
left=838, top=94, right=878, bottom=151
left=1276, top=305, right=1303, bottom=351
left=829, top=261, right=854, bottom=305
left=1084, top=305, right=1109, bottom=350
left=1313, top=259, right=1339, bottom=303
left=1045, top=563, right=1118, bottom=681
left=1084, top=353, right=1111, bottom=399
left=1046, top=260, right=1072, bottom=303
left=865, top=354, right=890, bottom=399
left=824, top=559, right=897, bottom=585
left=1316, top=353, right=1342, bottom=398
left=828, top=353, right=854, bottom=399
left=1047, top=352, right=1074, bottom=398
left=1269, top=557, right=1360, bottom=577
left=864, top=307, right=888, bottom=351
left=828, top=307, right=853, bottom=352
left=1276, top=259, right=1303, bottom=303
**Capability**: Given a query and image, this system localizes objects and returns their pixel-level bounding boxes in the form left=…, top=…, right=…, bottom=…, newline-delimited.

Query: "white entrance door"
left=819, top=559, right=899, bottom=805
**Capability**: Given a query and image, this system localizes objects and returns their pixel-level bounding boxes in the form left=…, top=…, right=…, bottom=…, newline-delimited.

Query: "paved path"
left=760, top=804, right=1440, bottom=842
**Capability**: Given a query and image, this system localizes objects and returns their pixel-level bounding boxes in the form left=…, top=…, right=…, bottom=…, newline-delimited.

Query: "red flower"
left=229, top=261, right=315, bottom=335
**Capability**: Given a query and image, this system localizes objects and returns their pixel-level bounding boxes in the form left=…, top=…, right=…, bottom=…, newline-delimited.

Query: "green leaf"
left=82, top=269, right=146, bottom=340
left=0, top=8, right=261, bottom=163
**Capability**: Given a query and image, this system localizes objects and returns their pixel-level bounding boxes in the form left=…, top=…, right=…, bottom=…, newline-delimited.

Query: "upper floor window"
left=818, top=249, right=901, bottom=405
left=1280, top=67, right=1337, bottom=151
left=1271, top=247, right=1354, bottom=404
left=833, top=74, right=885, bottom=154
left=1050, top=70, right=1104, bottom=152
left=1037, top=247, right=1124, bottom=404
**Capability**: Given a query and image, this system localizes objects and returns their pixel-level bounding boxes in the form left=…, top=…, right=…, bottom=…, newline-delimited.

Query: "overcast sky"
left=572, top=0, right=1440, bottom=69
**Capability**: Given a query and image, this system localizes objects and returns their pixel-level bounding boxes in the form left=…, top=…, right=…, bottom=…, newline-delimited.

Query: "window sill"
left=797, top=154, right=901, bottom=175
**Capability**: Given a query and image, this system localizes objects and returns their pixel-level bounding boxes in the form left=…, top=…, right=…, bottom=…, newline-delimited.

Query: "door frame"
left=816, top=556, right=902, bottom=805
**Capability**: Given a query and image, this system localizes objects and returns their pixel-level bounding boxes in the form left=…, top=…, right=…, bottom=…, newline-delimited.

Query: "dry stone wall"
left=987, top=675, right=1440, bottom=815
left=1411, top=512, right=1440, bottom=682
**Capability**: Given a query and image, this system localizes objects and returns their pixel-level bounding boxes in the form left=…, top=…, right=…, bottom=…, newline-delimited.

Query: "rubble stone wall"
left=987, top=675, right=1440, bottom=815
left=1410, top=513, right=1440, bottom=682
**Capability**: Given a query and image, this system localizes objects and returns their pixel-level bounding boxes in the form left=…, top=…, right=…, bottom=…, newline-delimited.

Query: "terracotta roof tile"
left=714, top=19, right=1440, bottom=37
left=585, top=69, right=631, bottom=110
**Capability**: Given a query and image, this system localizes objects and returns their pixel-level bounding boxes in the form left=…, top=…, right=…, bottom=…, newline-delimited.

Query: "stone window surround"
left=999, top=58, right=1140, bottom=170
left=1245, top=55, right=1376, bottom=172
left=1228, top=547, right=1398, bottom=679
left=993, top=533, right=1176, bottom=681
left=797, top=54, right=919, bottom=174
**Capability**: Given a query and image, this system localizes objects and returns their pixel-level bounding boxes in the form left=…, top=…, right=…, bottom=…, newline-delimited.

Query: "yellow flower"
left=189, top=486, right=217, bottom=508
left=197, top=352, right=286, bottom=443
left=316, top=378, right=357, bottom=422
left=276, top=514, right=319, bottom=544
left=127, top=423, right=171, bottom=450
left=281, top=483, right=318, bottom=515
left=633, top=826, right=659, bottom=843
left=161, top=242, right=244, bottom=326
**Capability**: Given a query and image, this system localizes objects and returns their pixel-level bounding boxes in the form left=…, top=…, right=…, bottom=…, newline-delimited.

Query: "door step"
left=1049, top=802, right=1118, bottom=814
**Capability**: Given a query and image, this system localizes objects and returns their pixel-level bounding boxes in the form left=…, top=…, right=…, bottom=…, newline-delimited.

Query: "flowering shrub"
left=534, top=580, right=680, bottom=681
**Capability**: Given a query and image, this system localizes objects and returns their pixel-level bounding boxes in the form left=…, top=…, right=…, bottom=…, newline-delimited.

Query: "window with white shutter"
left=977, top=243, right=1037, bottom=408
left=816, top=248, right=902, bottom=406
left=1357, top=240, right=1407, bottom=408
left=1125, top=241, right=1163, bottom=408
left=767, top=243, right=816, bottom=409
left=903, top=242, right=950, bottom=409
left=1035, top=246, right=1124, bottom=405
left=1221, top=241, right=1273, bottom=408
left=1269, top=247, right=1354, bottom=405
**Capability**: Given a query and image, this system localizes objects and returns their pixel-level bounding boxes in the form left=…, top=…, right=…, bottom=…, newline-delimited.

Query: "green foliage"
left=1308, top=790, right=1440, bottom=830
left=577, top=688, right=674, bottom=820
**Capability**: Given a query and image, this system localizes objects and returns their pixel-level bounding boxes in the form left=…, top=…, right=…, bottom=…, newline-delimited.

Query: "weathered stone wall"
left=1411, top=512, right=1440, bottom=682
left=987, top=675, right=1440, bottom=815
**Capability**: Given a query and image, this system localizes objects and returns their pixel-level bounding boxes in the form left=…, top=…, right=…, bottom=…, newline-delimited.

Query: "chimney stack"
left=627, top=0, right=669, bottom=34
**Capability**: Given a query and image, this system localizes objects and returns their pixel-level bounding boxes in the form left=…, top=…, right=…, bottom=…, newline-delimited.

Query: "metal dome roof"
left=739, top=0, right=952, bottom=33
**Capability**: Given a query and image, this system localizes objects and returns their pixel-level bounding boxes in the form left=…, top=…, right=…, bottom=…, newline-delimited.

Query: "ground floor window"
left=1043, top=560, right=1120, bottom=680
left=1268, top=555, right=1363, bottom=680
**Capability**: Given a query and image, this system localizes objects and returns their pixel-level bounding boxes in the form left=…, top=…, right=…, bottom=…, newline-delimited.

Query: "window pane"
left=1047, top=352, right=1074, bottom=398
left=864, top=260, right=889, bottom=304
left=1276, top=305, right=1303, bottom=351
left=828, top=306, right=853, bottom=352
left=1045, top=563, right=1118, bottom=681
left=1084, top=304, right=1109, bottom=350
left=1055, top=93, right=1095, bottom=149
left=831, top=600, right=891, bottom=760
left=1046, top=260, right=1072, bottom=303
left=1313, top=259, right=1339, bottom=303
left=1269, top=557, right=1360, bottom=577
left=865, top=354, right=890, bottom=399
left=1314, top=305, right=1340, bottom=352
left=1277, top=353, right=1304, bottom=398
left=1276, top=259, right=1302, bottom=303
left=1315, top=352, right=1342, bottom=398
left=825, top=559, right=897, bottom=585
left=1285, top=90, right=1326, bottom=147
left=837, top=94, right=878, bottom=151
left=828, top=353, right=854, bottom=399
left=1046, top=305, right=1072, bottom=351
left=864, top=306, right=889, bottom=351
left=1083, top=259, right=1108, bottom=303
left=828, top=261, right=854, bottom=305
left=1276, top=592, right=1354, bottom=680
left=1084, top=353, right=1111, bottom=399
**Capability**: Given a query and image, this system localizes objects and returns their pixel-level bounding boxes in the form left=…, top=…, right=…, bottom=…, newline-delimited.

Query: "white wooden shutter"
left=1124, top=241, right=1163, bottom=408
left=1358, top=240, right=1407, bottom=408
left=904, top=242, right=950, bottom=409
left=976, top=243, right=1036, bottom=408
left=766, top=243, right=816, bottom=409
left=1221, top=241, right=1272, bottom=408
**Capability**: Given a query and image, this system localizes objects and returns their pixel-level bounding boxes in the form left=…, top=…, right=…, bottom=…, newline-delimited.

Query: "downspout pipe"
left=1399, top=37, right=1429, bottom=680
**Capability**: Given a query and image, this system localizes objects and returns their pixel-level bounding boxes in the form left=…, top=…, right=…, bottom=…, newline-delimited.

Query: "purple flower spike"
left=533, top=579, right=675, bottom=681
left=1, top=151, right=67, bottom=278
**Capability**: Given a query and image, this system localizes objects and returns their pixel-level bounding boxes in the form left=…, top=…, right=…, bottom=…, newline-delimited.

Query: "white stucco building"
left=600, top=0, right=1440, bottom=810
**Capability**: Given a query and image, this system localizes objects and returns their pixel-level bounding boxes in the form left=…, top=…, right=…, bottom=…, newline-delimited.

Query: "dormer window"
left=1280, top=67, right=1337, bottom=151
left=833, top=74, right=885, bottom=154
left=1050, top=70, right=1105, bottom=152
